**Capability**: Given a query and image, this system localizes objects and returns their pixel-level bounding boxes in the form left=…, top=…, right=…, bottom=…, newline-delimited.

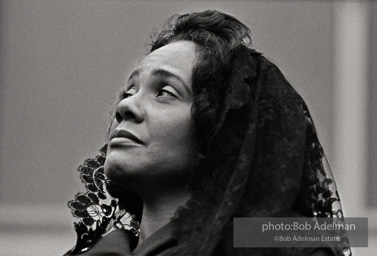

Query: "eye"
left=119, top=87, right=136, bottom=99
left=156, top=86, right=178, bottom=98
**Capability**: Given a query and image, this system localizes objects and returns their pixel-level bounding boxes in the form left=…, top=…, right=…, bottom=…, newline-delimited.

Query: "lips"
left=110, top=129, right=143, bottom=145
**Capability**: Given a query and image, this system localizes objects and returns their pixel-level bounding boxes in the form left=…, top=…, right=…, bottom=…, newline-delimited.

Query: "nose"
left=115, top=96, right=144, bottom=124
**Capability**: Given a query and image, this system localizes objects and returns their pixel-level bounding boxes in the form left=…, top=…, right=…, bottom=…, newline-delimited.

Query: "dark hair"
left=108, top=10, right=253, bottom=220
left=150, top=10, right=252, bottom=152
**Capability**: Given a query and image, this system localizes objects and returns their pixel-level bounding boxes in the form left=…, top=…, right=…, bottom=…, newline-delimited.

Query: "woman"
left=66, top=10, right=351, bottom=255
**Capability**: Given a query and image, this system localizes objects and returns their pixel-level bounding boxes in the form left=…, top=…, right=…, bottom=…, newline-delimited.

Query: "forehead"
left=132, top=41, right=197, bottom=82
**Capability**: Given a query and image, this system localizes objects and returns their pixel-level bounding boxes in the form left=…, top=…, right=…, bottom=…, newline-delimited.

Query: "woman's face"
left=104, top=41, right=197, bottom=193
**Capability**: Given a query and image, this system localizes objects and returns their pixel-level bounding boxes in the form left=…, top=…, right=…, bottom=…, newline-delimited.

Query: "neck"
left=137, top=187, right=190, bottom=246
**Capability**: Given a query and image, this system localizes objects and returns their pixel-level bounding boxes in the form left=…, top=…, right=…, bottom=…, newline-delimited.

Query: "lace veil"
left=67, top=46, right=351, bottom=255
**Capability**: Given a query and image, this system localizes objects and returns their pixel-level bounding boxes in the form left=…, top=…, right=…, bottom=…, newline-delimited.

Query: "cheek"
left=155, top=109, right=194, bottom=146
left=153, top=113, right=195, bottom=162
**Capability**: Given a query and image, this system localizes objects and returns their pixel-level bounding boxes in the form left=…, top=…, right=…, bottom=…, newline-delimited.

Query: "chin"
left=104, top=155, right=143, bottom=188
left=104, top=155, right=127, bottom=182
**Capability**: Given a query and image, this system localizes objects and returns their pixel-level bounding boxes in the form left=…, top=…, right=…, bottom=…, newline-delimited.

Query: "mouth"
left=109, top=129, right=144, bottom=145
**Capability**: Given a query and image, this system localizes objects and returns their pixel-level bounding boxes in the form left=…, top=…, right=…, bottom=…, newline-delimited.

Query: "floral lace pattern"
left=66, top=145, right=139, bottom=255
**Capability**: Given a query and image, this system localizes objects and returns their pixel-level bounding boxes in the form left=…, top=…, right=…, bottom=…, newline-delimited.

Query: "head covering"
left=67, top=46, right=351, bottom=256
left=169, top=45, right=351, bottom=255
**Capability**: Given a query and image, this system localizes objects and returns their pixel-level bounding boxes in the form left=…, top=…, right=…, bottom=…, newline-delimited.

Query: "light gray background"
left=0, top=0, right=334, bottom=206
left=0, top=1, right=375, bottom=255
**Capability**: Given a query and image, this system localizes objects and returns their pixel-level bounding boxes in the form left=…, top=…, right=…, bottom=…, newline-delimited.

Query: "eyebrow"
left=128, top=68, right=191, bottom=95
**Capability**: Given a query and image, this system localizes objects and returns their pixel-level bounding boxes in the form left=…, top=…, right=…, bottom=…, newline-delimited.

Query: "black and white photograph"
left=0, top=1, right=375, bottom=255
